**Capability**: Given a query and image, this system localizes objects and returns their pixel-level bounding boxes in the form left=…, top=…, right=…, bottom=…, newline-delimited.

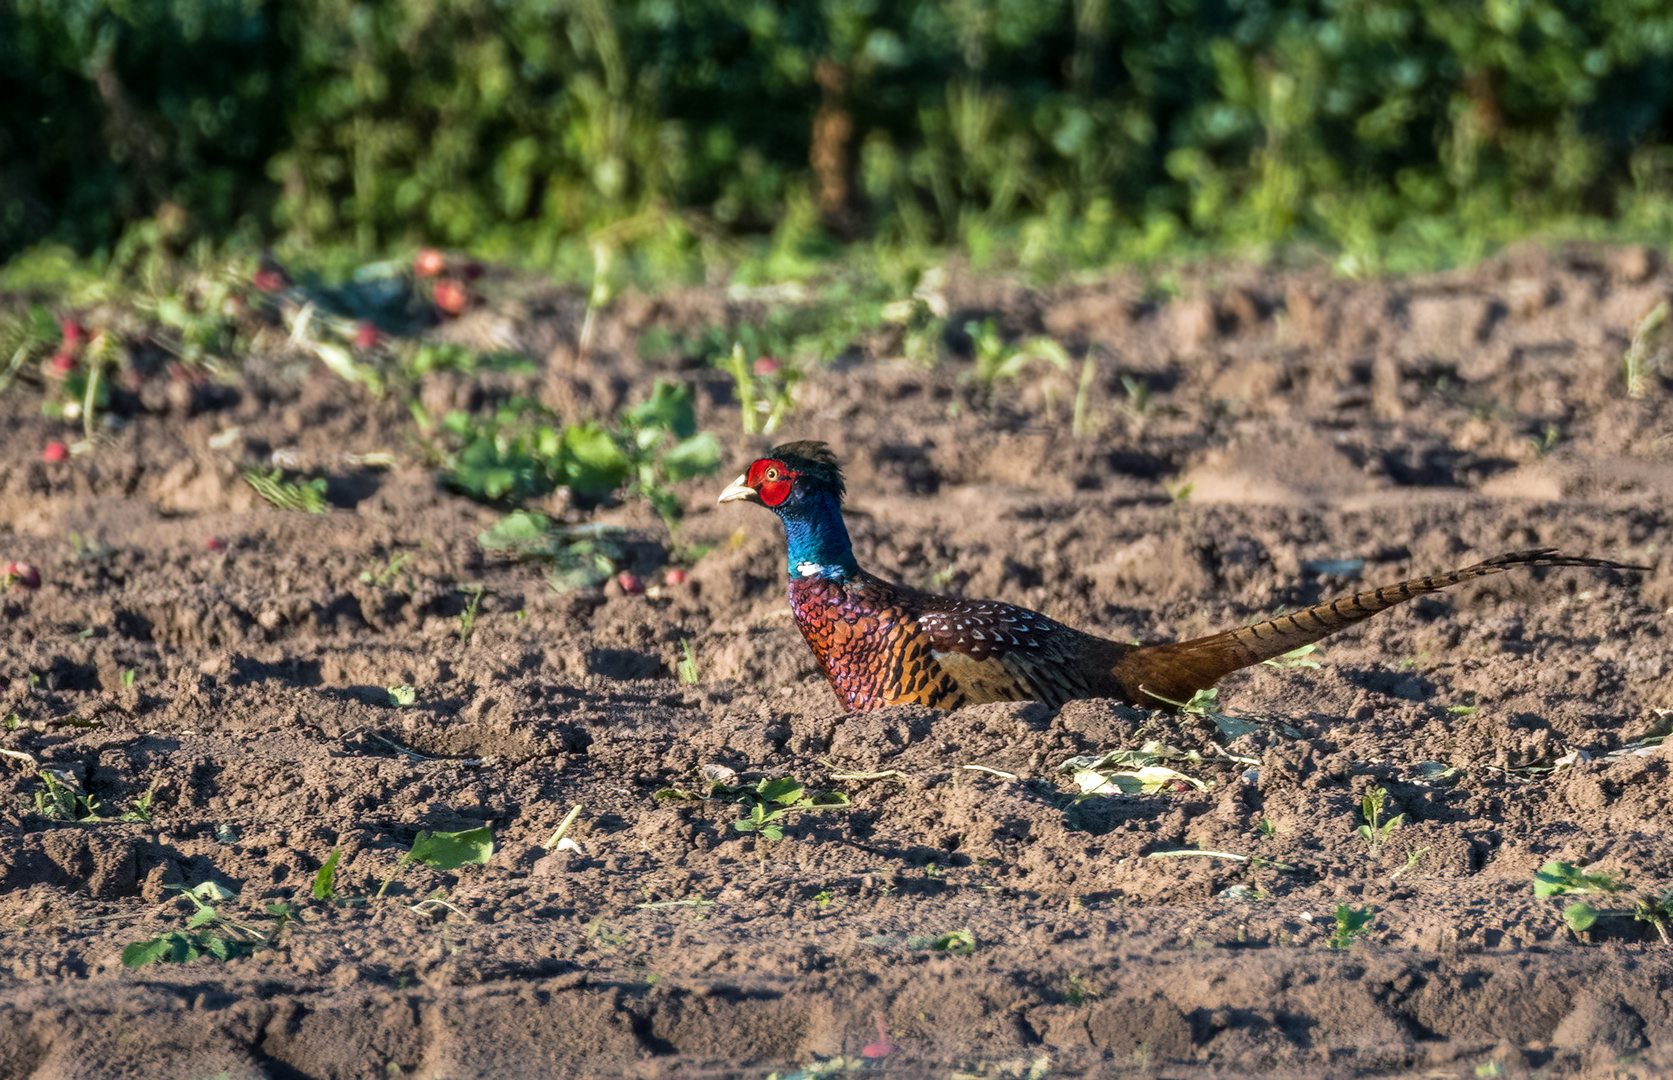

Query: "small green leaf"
left=662, top=431, right=724, bottom=481
left=407, top=826, right=495, bottom=871
left=931, top=928, right=978, bottom=956
left=557, top=423, right=631, bottom=498
left=186, top=905, right=220, bottom=929
left=1564, top=901, right=1599, bottom=932
left=626, top=380, right=699, bottom=439
left=121, top=937, right=174, bottom=969
left=313, top=849, right=341, bottom=901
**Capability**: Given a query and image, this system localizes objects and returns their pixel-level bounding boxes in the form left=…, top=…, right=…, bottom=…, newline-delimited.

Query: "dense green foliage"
left=5, top=0, right=1673, bottom=272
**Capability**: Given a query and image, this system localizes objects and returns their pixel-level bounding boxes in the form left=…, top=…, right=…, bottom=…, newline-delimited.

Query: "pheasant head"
left=718, top=441, right=857, bottom=580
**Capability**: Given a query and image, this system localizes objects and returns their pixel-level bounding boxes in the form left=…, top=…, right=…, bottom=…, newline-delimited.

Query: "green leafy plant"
left=313, top=849, right=342, bottom=902
left=717, top=342, right=801, bottom=435
left=244, top=469, right=330, bottom=513
left=1325, top=904, right=1375, bottom=950
left=440, top=380, right=721, bottom=536
left=359, top=552, right=412, bottom=587
left=458, top=586, right=484, bottom=642
left=121, top=882, right=300, bottom=968
left=1533, top=859, right=1672, bottom=941
left=1356, top=786, right=1405, bottom=857
left=32, top=770, right=92, bottom=821
left=928, top=928, right=978, bottom=956
left=478, top=513, right=644, bottom=594
left=1262, top=643, right=1322, bottom=670
left=375, top=826, right=494, bottom=899
left=657, top=775, right=851, bottom=842
left=962, top=319, right=1072, bottom=397
left=676, top=639, right=699, bottom=684
left=387, top=685, right=417, bottom=707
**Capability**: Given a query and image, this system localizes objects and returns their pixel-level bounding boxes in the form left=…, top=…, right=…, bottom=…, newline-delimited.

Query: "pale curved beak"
left=717, top=473, right=760, bottom=505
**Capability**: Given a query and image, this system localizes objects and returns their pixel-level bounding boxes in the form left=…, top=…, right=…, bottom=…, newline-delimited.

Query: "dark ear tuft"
left=768, top=441, right=845, bottom=502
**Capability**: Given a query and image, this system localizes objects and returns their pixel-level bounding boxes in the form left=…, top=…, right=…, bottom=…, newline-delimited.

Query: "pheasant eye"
left=765, top=468, right=780, bottom=481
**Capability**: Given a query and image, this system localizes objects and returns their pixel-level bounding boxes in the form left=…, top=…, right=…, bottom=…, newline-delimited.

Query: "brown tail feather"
left=1111, top=549, right=1645, bottom=707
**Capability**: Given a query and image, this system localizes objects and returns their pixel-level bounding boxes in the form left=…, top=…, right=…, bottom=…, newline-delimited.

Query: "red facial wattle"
left=748, top=459, right=795, bottom=507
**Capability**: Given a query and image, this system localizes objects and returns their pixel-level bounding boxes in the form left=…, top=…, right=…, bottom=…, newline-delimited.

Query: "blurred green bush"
left=4, top=0, right=1672, bottom=270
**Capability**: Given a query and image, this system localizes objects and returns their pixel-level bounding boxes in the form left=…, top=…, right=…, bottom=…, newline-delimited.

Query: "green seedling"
left=1065, top=972, right=1101, bottom=1005
left=439, top=380, right=721, bottom=538
left=121, top=786, right=158, bottom=824
left=30, top=768, right=156, bottom=822
left=717, top=342, right=801, bottom=434
left=375, top=826, right=494, bottom=900
left=1263, top=643, right=1323, bottom=670
left=677, top=639, right=699, bottom=684
left=359, top=551, right=412, bottom=587
left=479, top=513, right=637, bottom=593
left=962, top=319, right=1072, bottom=396
left=1356, top=786, right=1404, bottom=857
left=122, top=882, right=300, bottom=968
left=1532, top=859, right=1671, bottom=941
left=657, top=775, right=851, bottom=841
left=1325, top=904, right=1375, bottom=950
left=120, top=668, right=136, bottom=689
left=244, top=469, right=329, bottom=513
left=387, top=685, right=417, bottom=707
left=929, top=928, right=978, bottom=956
left=32, top=769, right=92, bottom=821
left=1071, top=354, right=1099, bottom=437
left=313, top=849, right=342, bottom=901
left=1528, top=424, right=1560, bottom=458
left=458, top=586, right=483, bottom=642
left=1119, top=374, right=1154, bottom=419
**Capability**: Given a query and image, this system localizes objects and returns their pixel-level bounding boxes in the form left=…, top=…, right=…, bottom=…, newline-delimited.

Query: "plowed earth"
left=1, top=243, right=1671, bottom=1080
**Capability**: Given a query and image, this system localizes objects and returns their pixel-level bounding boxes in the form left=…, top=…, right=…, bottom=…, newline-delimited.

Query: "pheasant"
left=718, top=441, right=1643, bottom=712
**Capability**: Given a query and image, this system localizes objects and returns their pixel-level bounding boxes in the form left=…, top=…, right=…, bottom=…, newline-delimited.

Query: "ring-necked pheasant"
left=718, top=441, right=1644, bottom=712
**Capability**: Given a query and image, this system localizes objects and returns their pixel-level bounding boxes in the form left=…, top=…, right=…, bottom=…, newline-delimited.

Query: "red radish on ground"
left=616, top=572, right=645, bottom=595
left=354, top=322, right=380, bottom=350
left=206, top=537, right=227, bottom=553
left=433, top=279, right=468, bottom=315
left=253, top=270, right=285, bottom=292
left=3, top=562, right=40, bottom=591
left=41, top=442, right=68, bottom=464
left=59, top=321, right=85, bottom=351
left=49, top=352, right=75, bottom=374
left=664, top=568, right=688, bottom=586
left=753, top=356, right=781, bottom=376
left=414, top=248, right=446, bottom=278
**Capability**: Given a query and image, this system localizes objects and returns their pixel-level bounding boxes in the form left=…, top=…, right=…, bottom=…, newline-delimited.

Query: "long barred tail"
left=1111, top=549, right=1646, bottom=707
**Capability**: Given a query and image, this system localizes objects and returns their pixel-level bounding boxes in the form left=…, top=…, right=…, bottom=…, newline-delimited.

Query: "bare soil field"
left=0, top=243, right=1671, bottom=1079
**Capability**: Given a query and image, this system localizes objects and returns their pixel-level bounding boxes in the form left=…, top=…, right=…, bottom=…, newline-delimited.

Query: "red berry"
left=616, top=572, right=645, bottom=595
left=49, top=352, right=75, bottom=374
left=4, top=562, right=40, bottom=591
left=433, top=279, right=468, bottom=316
left=41, top=442, right=68, bottom=464
left=414, top=248, right=446, bottom=278
left=206, top=537, right=227, bottom=552
left=353, top=322, right=380, bottom=350
left=753, top=356, right=781, bottom=376
left=59, top=320, right=85, bottom=351
left=663, top=568, right=688, bottom=586
left=253, top=270, right=284, bottom=293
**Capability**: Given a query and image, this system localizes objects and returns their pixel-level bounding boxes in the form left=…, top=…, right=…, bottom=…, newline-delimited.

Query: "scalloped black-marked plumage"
left=718, top=442, right=1645, bottom=712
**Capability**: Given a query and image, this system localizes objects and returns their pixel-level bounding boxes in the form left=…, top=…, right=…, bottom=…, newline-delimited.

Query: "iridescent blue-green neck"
left=774, top=489, right=858, bottom=581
